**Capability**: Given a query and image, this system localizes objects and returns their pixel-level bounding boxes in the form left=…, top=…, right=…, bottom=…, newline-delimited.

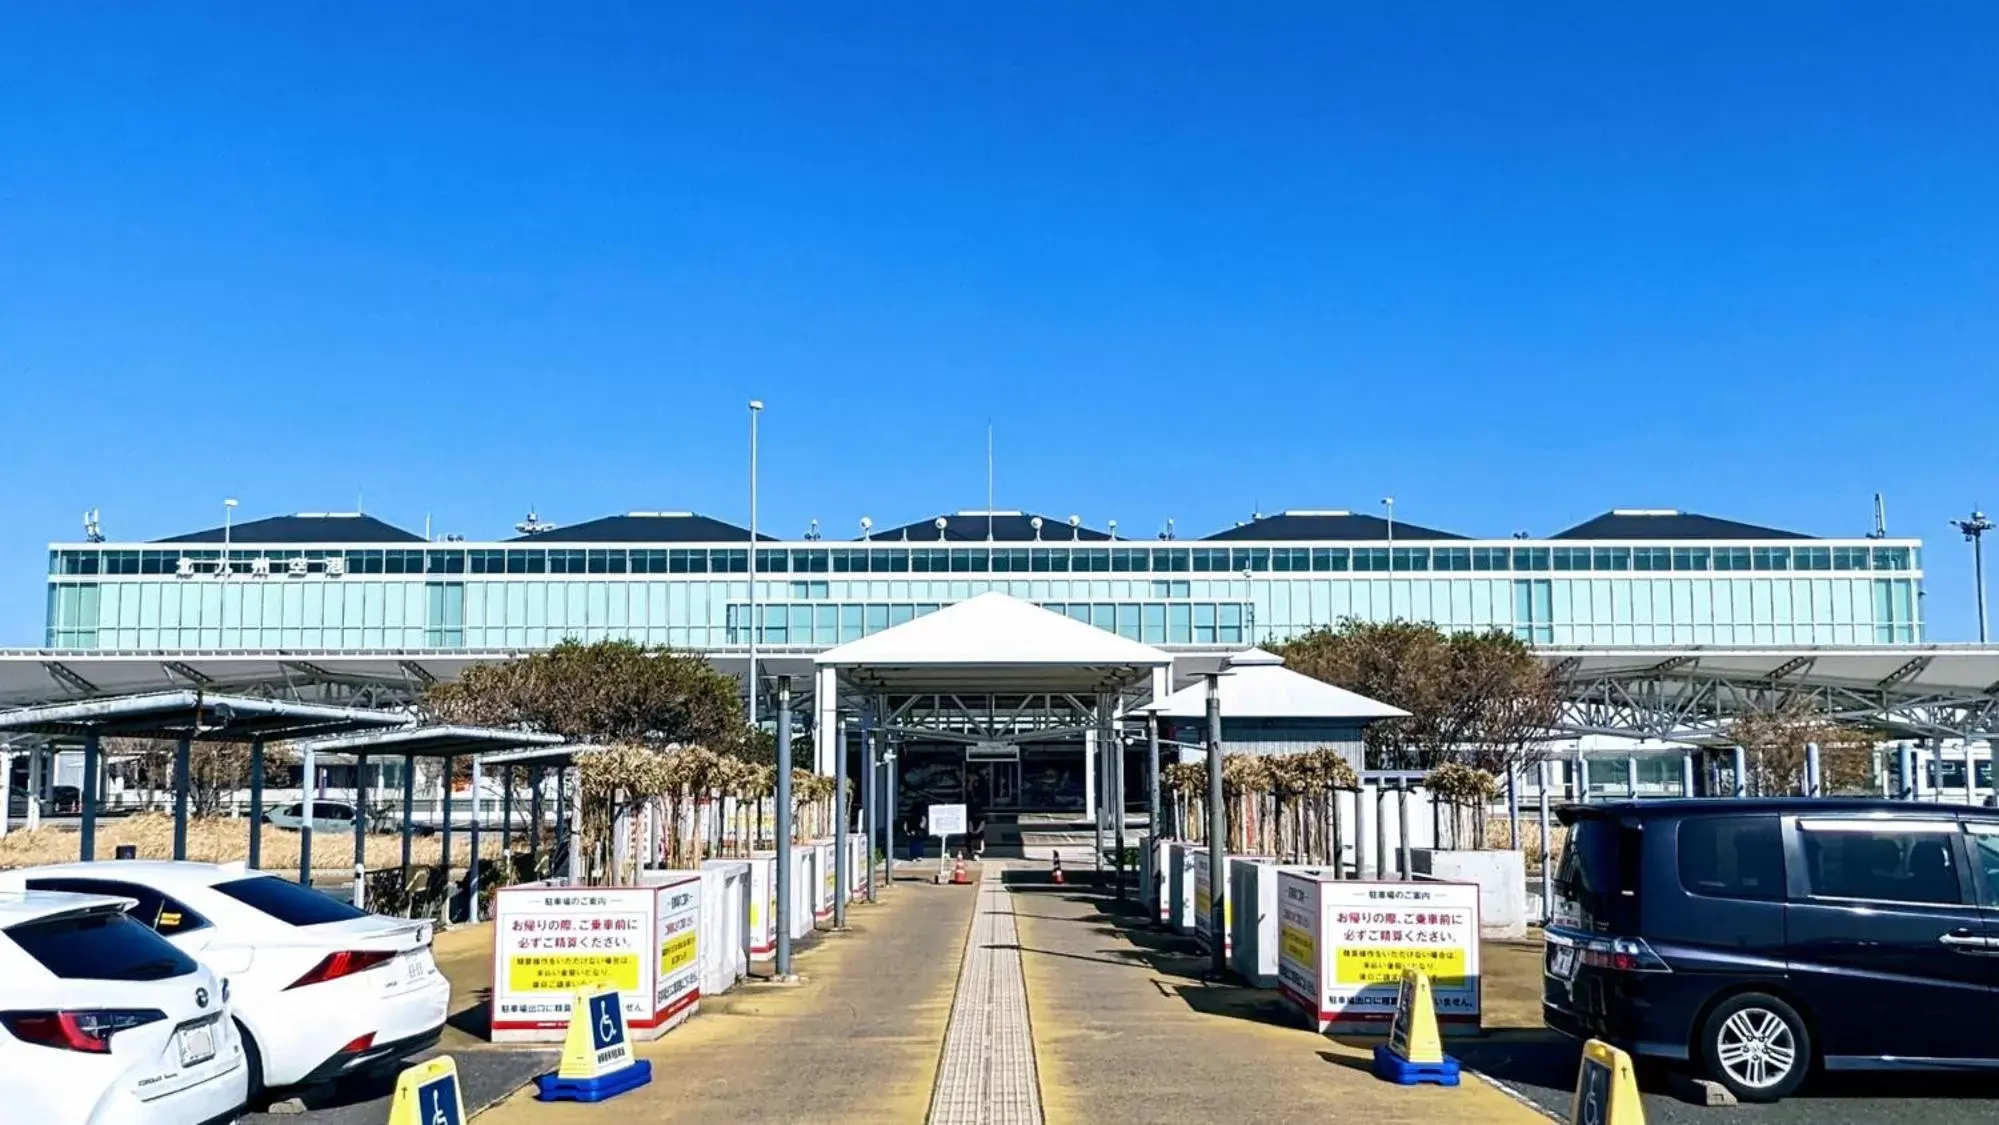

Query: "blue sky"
left=3, top=4, right=1996, bottom=643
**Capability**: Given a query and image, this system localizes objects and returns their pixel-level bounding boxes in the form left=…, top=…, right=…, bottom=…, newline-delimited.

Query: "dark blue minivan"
left=1544, top=798, right=1999, bottom=1102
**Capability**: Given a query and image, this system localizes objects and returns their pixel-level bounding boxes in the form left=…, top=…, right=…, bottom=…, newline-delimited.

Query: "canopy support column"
left=299, top=738, right=317, bottom=886
left=528, top=766, right=543, bottom=875
left=834, top=714, right=848, bottom=929
left=354, top=754, right=369, bottom=911
left=171, top=736, right=192, bottom=861
left=80, top=732, right=101, bottom=861
left=1203, top=674, right=1225, bottom=980
left=775, top=676, right=796, bottom=978
left=248, top=739, right=265, bottom=870
left=862, top=706, right=877, bottom=904
left=468, top=754, right=483, bottom=924
left=439, top=755, right=455, bottom=925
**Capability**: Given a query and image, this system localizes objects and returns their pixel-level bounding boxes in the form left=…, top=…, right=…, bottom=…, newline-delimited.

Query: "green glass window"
left=1752, top=547, right=1790, bottom=571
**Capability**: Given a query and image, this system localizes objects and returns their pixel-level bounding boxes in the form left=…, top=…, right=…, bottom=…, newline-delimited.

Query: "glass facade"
left=41, top=536, right=1926, bottom=652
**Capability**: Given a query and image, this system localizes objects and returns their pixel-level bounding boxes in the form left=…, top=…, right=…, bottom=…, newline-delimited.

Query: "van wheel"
left=1698, top=993, right=1810, bottom=1103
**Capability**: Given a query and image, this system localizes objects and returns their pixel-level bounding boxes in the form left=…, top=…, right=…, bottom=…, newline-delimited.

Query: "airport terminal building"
left=43, top=506, right=1925, bottom=653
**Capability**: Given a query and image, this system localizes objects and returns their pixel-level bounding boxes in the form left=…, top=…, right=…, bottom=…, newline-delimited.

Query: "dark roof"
left=508, top=512, right=769, bottom=543
left=860, top=512, right=1112, bottom=543
left=1551, top=509, right=1812, bottom=541
left=1202, top=511, right=1466, bottom=542
left=155, top=513, right=424, bottom=544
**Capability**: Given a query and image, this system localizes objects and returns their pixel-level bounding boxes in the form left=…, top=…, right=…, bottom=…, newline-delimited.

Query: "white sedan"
left=0, top=889, right=248, bottom=1124
left=17, top=861, right=451, bottom=1097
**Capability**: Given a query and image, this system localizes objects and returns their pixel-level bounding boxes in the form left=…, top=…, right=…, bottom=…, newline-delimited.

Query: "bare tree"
left=1279, top=619, right=1560, bottom=773
left=1731, top=703, right=1877, bottom=796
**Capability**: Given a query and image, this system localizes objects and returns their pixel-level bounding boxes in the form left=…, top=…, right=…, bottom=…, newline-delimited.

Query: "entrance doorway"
left=967, top=757, right=1020, bottom=810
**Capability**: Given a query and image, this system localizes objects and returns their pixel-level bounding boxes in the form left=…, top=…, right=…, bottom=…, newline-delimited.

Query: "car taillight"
left=0, top=1009, right=166, bottom=1053
left=285, top=950, right=397, bottom=990
left=339, top=1032, right=376, bottom=1054
left=1581, top=936, right=1672, bottom=974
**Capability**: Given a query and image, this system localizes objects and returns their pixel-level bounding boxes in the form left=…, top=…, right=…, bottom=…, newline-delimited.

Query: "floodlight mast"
left=1953, top=509, right=1995, bottom=643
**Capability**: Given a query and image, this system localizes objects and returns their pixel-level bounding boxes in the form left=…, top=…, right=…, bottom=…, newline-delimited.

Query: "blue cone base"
left=1371, top=1044, right=1460, bottom=1087
left=535, top=1059, right=654, bottom=1102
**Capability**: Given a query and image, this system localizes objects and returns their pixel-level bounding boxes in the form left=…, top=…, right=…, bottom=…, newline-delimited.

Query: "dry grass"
left=1482, top=815, right=1568, bottom=872
left=0, top=813, right=454, bottom=872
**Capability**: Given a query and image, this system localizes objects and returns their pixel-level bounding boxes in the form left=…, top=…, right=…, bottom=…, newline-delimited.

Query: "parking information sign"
left=492, top=876, right=702, bottom=1042
left=1276, top=871, right=1481, bottom=1032
left=928, top=802, right=968, bottom=840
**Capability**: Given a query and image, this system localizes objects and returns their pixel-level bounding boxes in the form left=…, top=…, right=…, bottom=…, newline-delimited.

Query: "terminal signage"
left=1276, top=871, right=1480, bottom=1032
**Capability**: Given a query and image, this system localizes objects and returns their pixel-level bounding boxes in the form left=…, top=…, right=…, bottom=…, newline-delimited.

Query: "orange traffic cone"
left=952, top=853, right=970, bottom=885
left=1051, top=852, right=1066, bottom=885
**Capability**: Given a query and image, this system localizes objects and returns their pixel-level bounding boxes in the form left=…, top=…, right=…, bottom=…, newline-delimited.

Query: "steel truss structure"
left=1545, top=647, right=1999, bottom=743
left=9, top=645, right=1999, bottom=746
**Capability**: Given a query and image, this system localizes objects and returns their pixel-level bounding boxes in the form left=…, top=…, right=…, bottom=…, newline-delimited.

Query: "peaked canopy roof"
left=1147, top=647, right=1409, bottom=722
left=815, top=592, right=1169, bottom=694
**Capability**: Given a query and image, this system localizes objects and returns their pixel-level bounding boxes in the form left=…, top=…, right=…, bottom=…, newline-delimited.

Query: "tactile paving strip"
left=927, top=866, right=1044, bottom=1125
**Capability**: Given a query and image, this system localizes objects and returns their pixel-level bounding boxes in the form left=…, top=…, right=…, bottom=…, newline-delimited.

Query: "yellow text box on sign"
left=506, top=953, right=641, bottom=994
left=1335, top=945, right=1466, bottom=988
left=660, top=932, right=697, bottom=976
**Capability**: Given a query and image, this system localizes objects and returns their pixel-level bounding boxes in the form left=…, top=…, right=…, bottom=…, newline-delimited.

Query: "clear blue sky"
left=3, top=4, right=1996, bottom=643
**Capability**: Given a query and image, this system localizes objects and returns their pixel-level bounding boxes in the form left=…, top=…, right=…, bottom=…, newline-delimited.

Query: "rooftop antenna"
left=82, top=509, right=104, bottom=543
left=987, top=421, right=995, bottom=541
left=1869, top=493, right=1888, bottom=539
left=805, top=519, right=821, bottom=541
left=515, top=506, right=557, bottom=535
left=1159, top=518, right=1175, bottom=541
left=424, top=513, right=432, bottom=542
left=859, top=516, right=873, bottom=541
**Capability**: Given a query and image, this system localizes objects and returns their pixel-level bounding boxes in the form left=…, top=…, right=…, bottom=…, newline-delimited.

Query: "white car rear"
left=0, top=890, right=247, bottom=1125
left=18, top=862, right=451, bottom=1094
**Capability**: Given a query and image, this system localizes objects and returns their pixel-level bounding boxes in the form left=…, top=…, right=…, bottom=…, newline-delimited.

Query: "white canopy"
left=1147, top=647, right=1408, bottom=722
left=814, top=591, right=1171, bottom=695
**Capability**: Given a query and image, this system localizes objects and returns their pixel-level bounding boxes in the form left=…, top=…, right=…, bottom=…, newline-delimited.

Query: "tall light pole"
left=1241, top=567, right=1257, bottom=645
left=222, top=498, right=238, bottom=574
left=1953, top=509, right=1994, bottom=643
left=747, top=401, right=763, bottom=724
left=1382, top=496, right=1395, bottom=621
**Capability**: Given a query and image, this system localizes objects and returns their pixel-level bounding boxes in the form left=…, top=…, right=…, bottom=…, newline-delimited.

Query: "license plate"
left=177, top=1022, right=217, bottom=1067
left=1550, top=946, right=1578, bottom=980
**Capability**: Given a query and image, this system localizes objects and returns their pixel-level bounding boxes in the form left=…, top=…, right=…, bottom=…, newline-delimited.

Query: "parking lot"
left=1461, top=1036, right=1999, bottom=1125
left=1469, top=938, right=1999, bottom=1125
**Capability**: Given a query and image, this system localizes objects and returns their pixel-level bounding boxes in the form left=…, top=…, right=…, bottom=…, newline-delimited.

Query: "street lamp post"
left=223, top=498, right=238, bottom=572
left=1382, top=497, right=1395, bottom=621
left=747, top=401, right=763, bottom=724
left=1952, top=509, right=1994, bottom=643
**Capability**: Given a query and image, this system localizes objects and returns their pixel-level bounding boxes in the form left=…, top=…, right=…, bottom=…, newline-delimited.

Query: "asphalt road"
left=237, top=1046, right=553, bottom=1125
left=1460, top=1035, right=1999, bottom=1124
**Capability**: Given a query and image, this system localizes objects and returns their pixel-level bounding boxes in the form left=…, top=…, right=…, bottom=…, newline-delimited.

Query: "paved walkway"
left=1008, top=873, right=1548, bottom=1125
left=929, top=866, right=1043, bottom=1125
left=479, top=871, right=979, bottom=1125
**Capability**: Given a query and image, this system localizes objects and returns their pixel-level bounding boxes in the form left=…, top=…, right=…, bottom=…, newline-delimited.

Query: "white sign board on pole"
left=1276, top=871, right=1481, bottom=1033
left=490, top=876, right=703, bottom=1044
left=928, top=802, right=967, bottom=839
